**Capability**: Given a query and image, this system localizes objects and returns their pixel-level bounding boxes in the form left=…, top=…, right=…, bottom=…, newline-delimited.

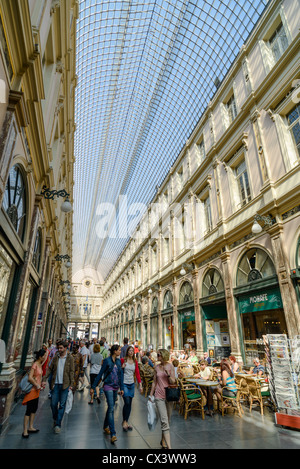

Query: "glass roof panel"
left=73, top=0, right=268, bottom=279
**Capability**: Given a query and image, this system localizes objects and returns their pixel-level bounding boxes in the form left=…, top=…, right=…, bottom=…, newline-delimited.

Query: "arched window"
left=163, top=290, right=173, bottom=309
left=202, top=268, right=224, bottom=297
left=151, top=296, right=158, bottom=314
left=2, top=165, right=26, bottom=240
left=236, top=248, right=276, bottom=286
left=32, top=228, right=42, bottom=272
left=179, top=281, right=194, bottom=305
left=137, top=304, right=141, bottom=318
left=125, top=310, right=128, bottom=322
left=130, top=307, right=134, bottom=320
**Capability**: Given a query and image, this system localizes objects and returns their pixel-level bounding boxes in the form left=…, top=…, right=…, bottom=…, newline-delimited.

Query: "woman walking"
left=89, top=343, right=103, bottom=404
left=149, top=349, right=176, bottom=449
left=90, top=344, right=124, bottom=444
left=121, top=345, right=143, bottom=431
left=22, top=349, right=46, bottom=438
left=71, top=343, right=83, bottom=392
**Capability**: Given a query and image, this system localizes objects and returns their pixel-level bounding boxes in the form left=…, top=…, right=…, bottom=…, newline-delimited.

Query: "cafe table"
left=186, top=378, right=220, bottom=410
left=186, top=378, right=219, bottom=387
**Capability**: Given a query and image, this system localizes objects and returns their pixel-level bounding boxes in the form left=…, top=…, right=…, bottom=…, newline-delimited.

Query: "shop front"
left=162, top=314, right=173, bottom=350
left=178, top=281, right=196, bottom=350
left=237, top=286, right=286, bottom=364
left=200, top=268, right=230, bottom=360
left=235, top=247, right=286, bottom=365
left=291, top=236, right=300, bottom=311
left=201, top=302, right=231, bottom=361
left=161, top=290, right=174, bottom=350
left=150, top=315, right=158, bottom=350
left=178, top=309, right=196, bottom=350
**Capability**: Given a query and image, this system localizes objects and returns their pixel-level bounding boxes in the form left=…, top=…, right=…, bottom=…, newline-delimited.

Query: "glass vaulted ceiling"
left=74, top=0, right=268, bottom=279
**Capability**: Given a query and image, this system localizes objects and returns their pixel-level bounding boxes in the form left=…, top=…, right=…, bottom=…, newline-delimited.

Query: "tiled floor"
left=1, top=385, right=300, bottom=450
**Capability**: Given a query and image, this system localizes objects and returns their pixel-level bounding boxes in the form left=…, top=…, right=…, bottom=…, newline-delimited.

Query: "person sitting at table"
left=193, top=360, right=214, bottom=416
left=188, top=350, right=199, bottom=364
left=194, top=360, right=210, bottom=380
left=248, top=358, right=265, bottom=377
left=213, top=359, right=237, bottom=406
left=229, top=355, right=239, bottom=374
left=178, top=350, right=186, bottom=360
left=172, top=359, right=179, bottom=379
left=203, top=352, right=212, bottom=366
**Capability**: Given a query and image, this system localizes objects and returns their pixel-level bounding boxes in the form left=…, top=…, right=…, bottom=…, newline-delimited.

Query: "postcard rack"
left=264, top=334, right=300, bottom=430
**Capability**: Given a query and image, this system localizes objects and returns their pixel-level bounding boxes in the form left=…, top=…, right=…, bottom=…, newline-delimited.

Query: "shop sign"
left=179, top=310, right=195, bottom=322
left=239, top=288, right=283, bottom=314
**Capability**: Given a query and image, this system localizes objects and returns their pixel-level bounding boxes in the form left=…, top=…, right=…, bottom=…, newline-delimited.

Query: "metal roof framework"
left=74, top=0, right=269, bottom=279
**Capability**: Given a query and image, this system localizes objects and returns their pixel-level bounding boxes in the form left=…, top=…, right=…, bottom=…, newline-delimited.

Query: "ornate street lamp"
left=41, top=186, right=72, bottom=213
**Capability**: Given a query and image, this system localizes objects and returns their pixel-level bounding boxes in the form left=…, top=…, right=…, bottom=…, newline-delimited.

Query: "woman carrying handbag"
left=149, top=348, right=176, bottom=450
left=121, top=345, right=143, bottom=431
left=22, top=349, right=46, bottom=438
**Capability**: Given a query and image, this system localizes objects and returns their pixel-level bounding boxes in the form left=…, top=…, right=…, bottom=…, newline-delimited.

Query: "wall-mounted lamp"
left=251, top=214, right=273, bottom=234
left=55, top=254, right=71, bottom=262
left=180, top=262, right=195, bottom=276
left=41, top=186, right=72, bottom=213
left=59, top=280, right=70, bottom=286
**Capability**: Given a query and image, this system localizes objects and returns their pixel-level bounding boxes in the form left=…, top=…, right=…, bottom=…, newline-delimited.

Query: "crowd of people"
left=21, top=336, right=266, bottom=448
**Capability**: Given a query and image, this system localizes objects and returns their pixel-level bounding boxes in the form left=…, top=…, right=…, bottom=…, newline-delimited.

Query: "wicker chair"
left=178, top=378, right=205, bottom=420
left=245, top=377, right=268, bottom=415
left=234, top=375, right=250, bottom=407
left=220, top=385, right=244, bottom=418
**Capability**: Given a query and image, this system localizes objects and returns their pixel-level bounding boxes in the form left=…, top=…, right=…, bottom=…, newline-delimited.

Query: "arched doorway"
left=161, top=289, right=173, bottom=350
left=178, top=281, right=196, bottom=350
left=235, top=247, right=287, bottom=365
left=200, top=268, right=229, bottom=361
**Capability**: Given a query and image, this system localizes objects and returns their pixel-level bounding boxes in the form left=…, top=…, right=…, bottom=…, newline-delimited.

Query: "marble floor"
left=0, top=385, right=300, bottom=450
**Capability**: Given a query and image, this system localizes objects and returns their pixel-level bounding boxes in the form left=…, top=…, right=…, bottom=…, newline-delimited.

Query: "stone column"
left=158, top=287, right=163, bottom=348
left=221, top=250, right=243, bottom=362
left=172, top=277, right=179, bottom=351
left=268, top=223, right=300, bottom=336
left=192, top=269, right=204, bottom=357
left=147, top=293, right=151, bottom=348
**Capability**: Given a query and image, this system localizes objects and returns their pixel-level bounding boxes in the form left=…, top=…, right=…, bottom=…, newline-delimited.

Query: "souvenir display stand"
left=264, top=334, right=300, bottom=430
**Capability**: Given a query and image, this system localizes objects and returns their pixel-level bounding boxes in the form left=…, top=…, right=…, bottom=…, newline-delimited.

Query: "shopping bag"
left=147, top=397, right=157, bottom=431
left=65, top=389, right=73, bottom=414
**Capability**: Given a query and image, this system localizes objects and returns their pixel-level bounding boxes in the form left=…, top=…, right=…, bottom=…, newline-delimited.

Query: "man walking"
left=120, top=338, right=129, bottom=359
left=45, top=340, right=74, bottom=433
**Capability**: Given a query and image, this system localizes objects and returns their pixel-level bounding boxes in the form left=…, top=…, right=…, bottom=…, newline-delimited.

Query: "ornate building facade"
left=0, top=0, right=77, bottom=433
left=100, top=0, right=300, bottom=363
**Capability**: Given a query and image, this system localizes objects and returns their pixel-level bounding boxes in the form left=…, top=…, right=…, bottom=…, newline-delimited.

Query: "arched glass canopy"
left=74, top=0, right=268, bottom=279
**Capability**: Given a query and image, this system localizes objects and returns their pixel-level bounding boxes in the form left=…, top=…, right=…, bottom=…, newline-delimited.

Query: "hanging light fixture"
left=180, top=266, right=187, bottom=276
left=251, top=214, right=273, bottom=234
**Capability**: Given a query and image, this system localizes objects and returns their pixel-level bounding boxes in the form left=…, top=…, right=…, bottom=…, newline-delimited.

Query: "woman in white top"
left=88, top=343, right=103, bottom=404
left=121, top=346, right=143, bottom=431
